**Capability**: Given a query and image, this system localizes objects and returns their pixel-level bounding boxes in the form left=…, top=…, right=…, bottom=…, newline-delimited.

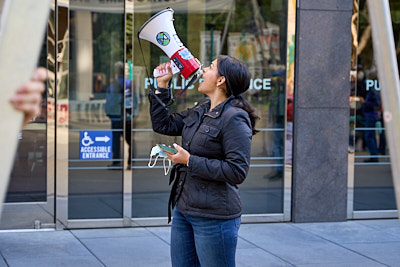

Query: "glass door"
left=0, top=4, right=55, bottom=230
left=56, top=0, right=127, bottom=228
left=348, top=0, right=397, bottom=219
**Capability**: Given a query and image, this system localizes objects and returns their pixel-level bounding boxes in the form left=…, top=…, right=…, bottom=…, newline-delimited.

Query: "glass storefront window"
left=132, top=0, right=289, bottom=218
left=1, top=2, right=54, bottom=230
left=68, top=2, right=125, bottom=219
left=4, top=0, right=294, bottom=227
left=6, top=41, right=48, bottom=203
left=351, top=0, right=396, bottom=211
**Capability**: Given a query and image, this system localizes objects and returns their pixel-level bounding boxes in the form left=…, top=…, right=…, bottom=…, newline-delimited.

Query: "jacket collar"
left=203, top=95, right=235, bottom=118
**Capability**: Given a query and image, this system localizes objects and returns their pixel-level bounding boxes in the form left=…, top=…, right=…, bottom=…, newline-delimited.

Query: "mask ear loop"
left=148, top=154, right=160, bottom=168
left=163, top=157, right=172, bottom=175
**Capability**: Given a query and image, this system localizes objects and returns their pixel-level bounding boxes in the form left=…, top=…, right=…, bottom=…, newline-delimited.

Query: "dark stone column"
left=292, top=0, right=353, bottom=222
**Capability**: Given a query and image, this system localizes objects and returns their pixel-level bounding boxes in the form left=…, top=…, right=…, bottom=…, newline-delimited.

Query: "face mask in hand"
left=148, top=145, right=171, bottom=175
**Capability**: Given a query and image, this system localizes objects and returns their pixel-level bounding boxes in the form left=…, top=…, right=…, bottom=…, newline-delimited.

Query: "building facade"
left=0, top=0, right=397, bottom=230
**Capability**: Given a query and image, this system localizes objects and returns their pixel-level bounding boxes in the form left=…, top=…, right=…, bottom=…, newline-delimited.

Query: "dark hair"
left=217, top=55, right=260, bottom=135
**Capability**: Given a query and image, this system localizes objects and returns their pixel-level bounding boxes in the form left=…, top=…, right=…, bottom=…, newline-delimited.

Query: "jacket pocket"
left=182, top=178, right=208, bottom=209
left=181, top=178, right=226, bottom=212
left=197, top=124, right=221, bottom=149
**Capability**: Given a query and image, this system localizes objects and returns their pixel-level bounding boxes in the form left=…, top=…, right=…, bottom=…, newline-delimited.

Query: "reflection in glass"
left=6, top=39, right=48, bottom=203
left=352, top=0, right=396, bottom=211
left=132, top=0, right=289, bottom=217
left=1, top=3, right=55, bottom=230
left=68, top=3, right=125, bottom=219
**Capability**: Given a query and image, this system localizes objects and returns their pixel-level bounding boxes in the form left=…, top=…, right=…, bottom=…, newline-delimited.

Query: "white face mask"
left=148, top=145, right=171, bottom=175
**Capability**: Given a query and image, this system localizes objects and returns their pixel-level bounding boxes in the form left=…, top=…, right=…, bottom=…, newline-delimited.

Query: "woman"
left=150, top=55, right=259, bottom=267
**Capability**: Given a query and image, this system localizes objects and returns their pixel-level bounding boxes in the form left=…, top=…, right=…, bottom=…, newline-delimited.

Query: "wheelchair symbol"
left=81, top=131, right=94, bottom=147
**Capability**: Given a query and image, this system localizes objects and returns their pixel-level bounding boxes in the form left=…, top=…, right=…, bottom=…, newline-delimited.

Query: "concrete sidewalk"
left=0, top=219, right=399, bottom=267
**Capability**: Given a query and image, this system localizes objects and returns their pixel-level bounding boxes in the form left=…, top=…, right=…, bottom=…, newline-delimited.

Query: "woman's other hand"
left=9, top=67, right=47, bottom=126
left=156, top=62, right=173, bottom=89
left=166, top=143, right=190, bottom=166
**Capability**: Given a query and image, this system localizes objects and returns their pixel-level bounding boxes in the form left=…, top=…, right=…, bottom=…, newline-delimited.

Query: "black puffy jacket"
left=150, top=90, right=252, bottom=220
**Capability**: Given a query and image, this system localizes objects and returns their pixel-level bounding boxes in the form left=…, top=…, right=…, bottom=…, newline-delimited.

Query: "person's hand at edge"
left=9, top=67, right=47, bottom=126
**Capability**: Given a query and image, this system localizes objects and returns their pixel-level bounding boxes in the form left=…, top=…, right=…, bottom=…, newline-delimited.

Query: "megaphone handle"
left=153, top=61, right=180, bottom=77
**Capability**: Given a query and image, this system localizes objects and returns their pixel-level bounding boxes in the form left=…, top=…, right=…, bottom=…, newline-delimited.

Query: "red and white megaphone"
left=138, top=8, right=203, bottom=85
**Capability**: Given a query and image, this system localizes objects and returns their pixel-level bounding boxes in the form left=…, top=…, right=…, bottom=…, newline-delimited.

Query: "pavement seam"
left=0, top=250, right=9, bottom=267
left=288, top=223, right=391, bottom=267
left=237, top=236, right=296, bottom=266
left=357, top=220, right=400, bottom=239
left=144, top=227, right=171, bottom=246
left=68, top=230, right=107, bottom=267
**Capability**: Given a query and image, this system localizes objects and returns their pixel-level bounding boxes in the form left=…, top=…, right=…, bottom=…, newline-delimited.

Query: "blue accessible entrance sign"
left=80, top=131, right=112, bottom=160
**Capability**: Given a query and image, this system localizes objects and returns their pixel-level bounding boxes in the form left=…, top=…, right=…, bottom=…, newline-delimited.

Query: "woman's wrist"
left=157, top=81, right=169, bottom=88
left=155, top=86, right=168, bottom=94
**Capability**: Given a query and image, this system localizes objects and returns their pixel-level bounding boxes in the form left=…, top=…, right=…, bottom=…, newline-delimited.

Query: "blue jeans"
left=171, top=209, right=241, bottom=267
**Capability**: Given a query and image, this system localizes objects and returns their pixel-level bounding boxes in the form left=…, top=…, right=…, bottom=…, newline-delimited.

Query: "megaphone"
left=138, top=8, right=203, bottom=85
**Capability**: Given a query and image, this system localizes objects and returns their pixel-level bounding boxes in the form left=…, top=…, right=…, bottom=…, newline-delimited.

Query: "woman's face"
left=198, top=59, right=220, bottom=95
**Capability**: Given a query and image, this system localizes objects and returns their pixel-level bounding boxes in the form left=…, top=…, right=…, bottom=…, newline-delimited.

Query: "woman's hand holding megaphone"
left=155, top=62, right=173, bottom=92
